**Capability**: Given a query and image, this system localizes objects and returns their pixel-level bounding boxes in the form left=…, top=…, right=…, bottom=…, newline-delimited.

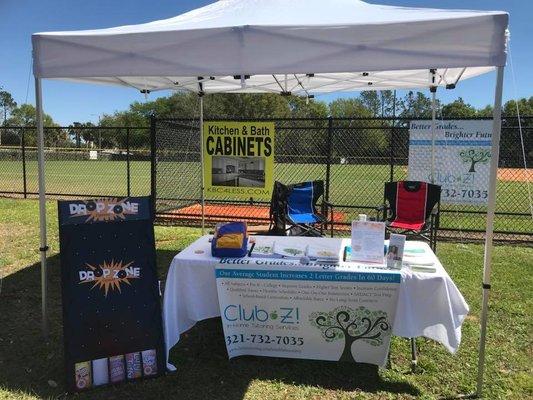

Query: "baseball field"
left=0, top=160, right=531, bottom=234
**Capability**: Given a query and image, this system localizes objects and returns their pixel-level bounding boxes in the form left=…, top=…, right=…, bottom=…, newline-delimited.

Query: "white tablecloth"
left=163, top=236, right=469, bottom=370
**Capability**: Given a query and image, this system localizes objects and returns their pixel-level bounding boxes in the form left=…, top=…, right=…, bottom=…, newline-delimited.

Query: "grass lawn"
left=1, top=160, right=530, bottom=233
left=0, top=197, right=531, bottom=399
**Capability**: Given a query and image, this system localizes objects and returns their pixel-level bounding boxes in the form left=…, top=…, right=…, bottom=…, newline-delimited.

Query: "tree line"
left=0, top=86, right=531, bottom=151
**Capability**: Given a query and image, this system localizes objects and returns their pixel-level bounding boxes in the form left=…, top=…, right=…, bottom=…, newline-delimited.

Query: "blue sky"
left=1, top=0, right=531, bottom=125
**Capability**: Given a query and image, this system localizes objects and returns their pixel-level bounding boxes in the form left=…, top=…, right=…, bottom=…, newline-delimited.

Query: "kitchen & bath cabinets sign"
left=203, top=121, right=275, bottom=200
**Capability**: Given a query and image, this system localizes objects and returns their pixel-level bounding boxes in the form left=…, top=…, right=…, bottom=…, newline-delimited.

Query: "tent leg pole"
left=476, top=65, right=504, bottom=398
left=35, top=77, right=49, bottom=338
left=430, top=87, right=437, bottom=184
left=199, top=95, right=205, bottom=235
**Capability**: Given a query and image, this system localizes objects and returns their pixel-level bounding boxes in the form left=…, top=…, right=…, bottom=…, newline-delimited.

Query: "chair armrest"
left=430, top=208, right=440, bottom=228
left=375, top=204, right=389, bottom=221
left=320, top=201, right=333, bottom=218
left=320, top=200, right=333, bottom=211
left=320, top=201, right=335, bottom=237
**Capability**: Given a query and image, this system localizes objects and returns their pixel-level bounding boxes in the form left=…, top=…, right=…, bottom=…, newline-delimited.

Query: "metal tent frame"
left=31, top=0, right=508, bottom=396
left=32, top=65, right=506, bottom=400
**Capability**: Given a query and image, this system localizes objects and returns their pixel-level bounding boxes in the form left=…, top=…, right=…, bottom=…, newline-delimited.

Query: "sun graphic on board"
left=81, top=259, right=138, bottom=296
left=82, top=198, right=136, bottom=223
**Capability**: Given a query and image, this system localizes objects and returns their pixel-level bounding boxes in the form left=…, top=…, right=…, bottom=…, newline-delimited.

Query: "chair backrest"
left=269, top=180, right=324, bottom=232
left=287, top=181, right=323, bottom=216
left=269, top=181, right=291, bottom=234
left=384, top=181, right=441, bottom=224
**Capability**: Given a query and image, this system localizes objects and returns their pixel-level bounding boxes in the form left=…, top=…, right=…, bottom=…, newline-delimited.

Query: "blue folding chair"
left=269, top=180, right=333, bottom=236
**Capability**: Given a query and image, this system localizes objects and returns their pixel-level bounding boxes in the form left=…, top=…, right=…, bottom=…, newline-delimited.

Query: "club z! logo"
left=79, top=259, right=140, bottom=296
left=223, top=304, right=300, bottom=323
left=69, top=198, right=139, bottom=222
left=459, top=148, right=491, bottom=173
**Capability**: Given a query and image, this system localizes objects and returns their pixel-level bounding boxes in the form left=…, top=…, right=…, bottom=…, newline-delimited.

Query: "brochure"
left=404, top=247, right=427, bottom=254
left=407, top=264, right=437, bottom=273
left=306, top=242, right=342, bottom=262
left=249, top=241, right=279, bottom=258
left=402, top=246, right=436, bottom=272
left=403, top=254, right=435, bottom=266
left=343, top=246, right=387, bottom=269
left=351, top=220, right=386, bottom=263
left=274, top=243, right=307, bottom=259
left=386, top=234, right=406, bottom=269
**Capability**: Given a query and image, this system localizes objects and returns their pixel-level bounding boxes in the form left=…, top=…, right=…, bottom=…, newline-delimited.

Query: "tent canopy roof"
left=32, top=0, right=508, bottom=94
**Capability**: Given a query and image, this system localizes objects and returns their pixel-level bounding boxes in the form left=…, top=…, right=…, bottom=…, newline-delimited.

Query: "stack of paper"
left=250, top=241, right=279, bottom=258
left=408, top=264, right=437, bottom=273
left=273, top=243, right=306, bottom=259
left=403, top=252, right=436, bottom=272
left=307, top=242, right=342, bottom=263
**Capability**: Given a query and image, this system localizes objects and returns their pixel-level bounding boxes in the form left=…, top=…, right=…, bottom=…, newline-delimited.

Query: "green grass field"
left=0, top=160, right=531, bottom=233
left=0, top=198, right=531, bottom=399
left=0, top=160, right=151, bottom=197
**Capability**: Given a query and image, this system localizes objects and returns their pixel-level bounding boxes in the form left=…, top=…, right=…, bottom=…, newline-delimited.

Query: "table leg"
left=410, top=337, right=418, bottom=371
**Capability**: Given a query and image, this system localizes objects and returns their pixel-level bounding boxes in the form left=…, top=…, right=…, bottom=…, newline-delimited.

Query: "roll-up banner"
left=408, top=120, right=492, bottom=205
left=203, top=121, right=275, bottom=200
left=57, top=197, right=165, bottom=392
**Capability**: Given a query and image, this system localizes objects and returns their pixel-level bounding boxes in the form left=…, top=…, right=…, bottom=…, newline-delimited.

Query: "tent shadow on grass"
left=0, top=250, right=419, bottom=399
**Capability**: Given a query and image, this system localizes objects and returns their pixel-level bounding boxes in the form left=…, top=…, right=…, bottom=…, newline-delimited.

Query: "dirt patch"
left=465, top=315, right=479, bottom=323
left=160, top=203, right=346, bottom=224
left=498, top=168, right=532, bottom=182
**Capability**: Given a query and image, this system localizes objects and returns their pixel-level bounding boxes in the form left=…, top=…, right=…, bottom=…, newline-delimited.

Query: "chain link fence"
left=0, top=118, right=531, bottom=242
left=0, top=126, right=151, bottom=198
left=154, top=116, right=532, bottom=242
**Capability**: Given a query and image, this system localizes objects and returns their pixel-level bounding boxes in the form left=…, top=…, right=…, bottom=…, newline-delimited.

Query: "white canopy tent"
left=32, top=0, right=508, bottom=396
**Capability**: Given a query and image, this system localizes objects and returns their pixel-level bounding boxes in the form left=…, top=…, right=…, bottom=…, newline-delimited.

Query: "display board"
left=408, top=120, right=492, bottom=205
left=215, top=260, right=400, bottom=366
left=203, top=121, right=275, bottom=200
left=58, top=197, right=165, bottom=392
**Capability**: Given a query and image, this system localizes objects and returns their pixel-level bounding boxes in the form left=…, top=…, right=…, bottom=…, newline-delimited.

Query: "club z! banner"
left=408, top=120, right=493, bottom=205
left=58, top=197, right=165, bottom=392
left=203, top=121, right=275, bottom=200
left=215, top=261, right=400, bottom=366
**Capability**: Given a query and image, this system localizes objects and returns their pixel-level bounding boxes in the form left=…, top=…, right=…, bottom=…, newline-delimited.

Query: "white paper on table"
left=351, top=221, right=385, bottom=263
left=273, top=242, right=307, bottom=259
left=250, top=240, right=278, bottom=258
left=306, top=241, right=343, bottom=261
left=403, top=253, right=435, bottom=266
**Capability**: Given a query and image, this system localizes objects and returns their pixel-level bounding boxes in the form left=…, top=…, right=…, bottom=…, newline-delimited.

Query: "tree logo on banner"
left=459, top=148, right=491, bottom=173
left=79, top=259, right=140, bottom=296
left=309, top=306, right=391, bottom=363
left=68, top=198, right=139, bottom=223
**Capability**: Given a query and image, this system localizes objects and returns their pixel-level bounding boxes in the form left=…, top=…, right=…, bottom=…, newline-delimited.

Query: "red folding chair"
left=377, top=180, right=441, bottom=370
left=377, top=180, right=441, bottom=252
